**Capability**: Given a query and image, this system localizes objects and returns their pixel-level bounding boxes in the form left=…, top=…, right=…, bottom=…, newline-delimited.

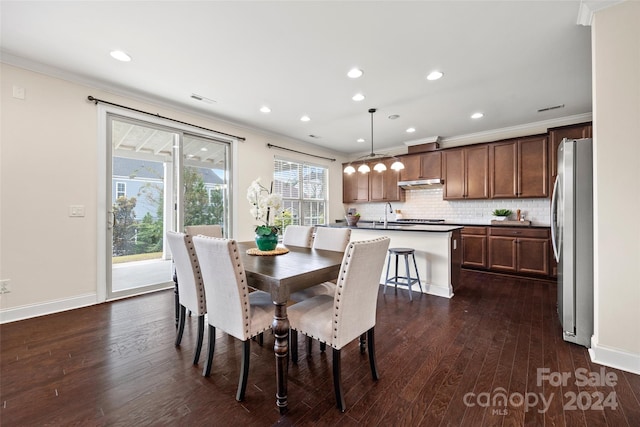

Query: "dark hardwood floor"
left=2, top=270, right=639, bottom=426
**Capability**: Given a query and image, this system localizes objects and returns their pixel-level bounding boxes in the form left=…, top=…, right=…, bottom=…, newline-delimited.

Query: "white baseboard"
left=0, top=293, right=97, bottom=324
left=380, top=281, right=454, bottom=299
left=425, top=282, right=454, bottom=299
left=589, top=339, right=640, bottom=375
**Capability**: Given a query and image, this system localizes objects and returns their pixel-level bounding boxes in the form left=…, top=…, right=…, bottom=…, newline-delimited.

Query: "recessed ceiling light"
left=110, top=50, right=132, bottom=62
left=388, top=114, right=400, bottom=120
left=347, top=68, right=363, bottom=79
left=260, top=106, right=271, bottom=113
left=200, top=147, right=208, bottom=152
left=426, top=71, right=443, bottom=81
left=406, top=127, right=416, bottom=133
left=471, top=112, right=484, bottom=119
left=300, top=115, right=311, bottom=122
left=357, top=138, right=365, bottom=143
left=352, top=93, right=365, bottom=102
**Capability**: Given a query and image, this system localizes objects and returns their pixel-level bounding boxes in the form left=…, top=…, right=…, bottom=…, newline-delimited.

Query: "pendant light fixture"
left=343, top=108, right=405, bottom=174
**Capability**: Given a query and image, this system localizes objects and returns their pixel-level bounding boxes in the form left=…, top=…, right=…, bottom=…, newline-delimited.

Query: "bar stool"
left=384, top=247, right=423, bottom=301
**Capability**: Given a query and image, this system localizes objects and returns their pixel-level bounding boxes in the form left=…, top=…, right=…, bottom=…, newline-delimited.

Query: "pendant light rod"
left=368, top=108, right=377, bottom=157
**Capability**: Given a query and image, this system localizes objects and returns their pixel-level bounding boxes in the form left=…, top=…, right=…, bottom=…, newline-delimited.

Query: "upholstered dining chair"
left=191, top=235, right=273, bottom=401
left=289, top=227, right=351, bottom=300
left=166, top=231, right=207, bottom=365
left=185, top=224, right=223, bottom=238
left=282, top=225, right=313, bottom=248
left=312, top=226, right=351, bottom=252
left=289, top=227, right=352, bottom=354
left=287, top=236, right=390, bottom=411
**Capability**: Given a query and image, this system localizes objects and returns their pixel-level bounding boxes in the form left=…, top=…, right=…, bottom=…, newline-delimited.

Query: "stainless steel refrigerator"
left=551, top=138, right=594, bottom=347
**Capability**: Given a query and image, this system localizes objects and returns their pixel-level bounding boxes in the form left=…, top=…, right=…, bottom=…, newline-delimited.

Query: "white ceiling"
left=1, top=1, right=597, bottom=155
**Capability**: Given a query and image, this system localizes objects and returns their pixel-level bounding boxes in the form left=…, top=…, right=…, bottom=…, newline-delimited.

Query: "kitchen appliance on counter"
left=551, top=138, right=593, bottom=348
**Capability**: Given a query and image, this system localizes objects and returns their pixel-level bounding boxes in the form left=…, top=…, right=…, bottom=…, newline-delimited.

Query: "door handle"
left=107, top=210, right=115, bottom=230
left=550, top=177, right=559, bottom=262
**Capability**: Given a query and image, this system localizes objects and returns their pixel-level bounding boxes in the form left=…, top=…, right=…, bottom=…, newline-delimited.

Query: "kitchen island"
left=324, top=222, right=463, bottom=298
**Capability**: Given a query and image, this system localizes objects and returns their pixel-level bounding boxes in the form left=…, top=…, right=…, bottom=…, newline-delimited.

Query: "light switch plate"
left=69, top=205, right=85, bottom=217
left=12, top=85, right=25, bottom=100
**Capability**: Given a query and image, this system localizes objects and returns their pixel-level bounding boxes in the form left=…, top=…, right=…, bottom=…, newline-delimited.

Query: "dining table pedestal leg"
left=272, top=301, right=289, bottom=413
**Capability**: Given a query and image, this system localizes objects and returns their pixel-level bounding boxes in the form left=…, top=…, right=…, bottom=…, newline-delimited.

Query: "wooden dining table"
left=237, top=241, right=344, bottom=413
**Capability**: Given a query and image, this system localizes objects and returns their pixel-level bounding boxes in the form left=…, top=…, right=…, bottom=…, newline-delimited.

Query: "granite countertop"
left=333, top=220, right=550, bottom=230
left=325, top=221, right=463, bottom=232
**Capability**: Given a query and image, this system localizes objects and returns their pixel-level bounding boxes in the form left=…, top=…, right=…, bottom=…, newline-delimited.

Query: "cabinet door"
left=462, top=234, right=487, bottom=268
left=369, top=159, right=402, bottom=202
left=490, top=136, right=548, bottom=198
left=549, top=123, right=592, bottom=188
left=489, top=140, right=518, bottom=198
left=443, top=149, right=465, bottom=199
left=465, top=145, right=489, bottom=199
left=342, top=167, right=369, bottom=203
left=398, top=155, right=421, bottom=181
left=488, top=236, right=517, bottom=272
left=518, top=135, right=548, bottom=198
left=517, top=237, right=549, bottom=275
left=420, top=151, right=442, bottom=179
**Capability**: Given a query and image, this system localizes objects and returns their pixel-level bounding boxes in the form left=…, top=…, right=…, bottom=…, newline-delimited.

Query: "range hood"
left=398, top=179, right=444, bottom=189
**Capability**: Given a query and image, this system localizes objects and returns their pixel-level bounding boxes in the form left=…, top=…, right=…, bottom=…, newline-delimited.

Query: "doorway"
left=105, top=113, right=231, bottom=300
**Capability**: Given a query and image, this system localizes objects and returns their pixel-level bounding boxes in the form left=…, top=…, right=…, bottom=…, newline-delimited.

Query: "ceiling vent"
left=190, top=93, right=216, bottom=104
left=537, top=104, right=565, bottom=113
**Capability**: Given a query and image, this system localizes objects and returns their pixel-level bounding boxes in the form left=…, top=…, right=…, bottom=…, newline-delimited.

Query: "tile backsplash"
left=345, top=187, right=551, bottom=226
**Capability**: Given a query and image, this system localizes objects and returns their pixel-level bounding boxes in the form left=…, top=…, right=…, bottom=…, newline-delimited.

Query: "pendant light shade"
left=343, top=108, right=404, bottom=174
left=358, top=163, right=371, bottom=173
left=390, top=160, right=405, bottom=171
left=373, top=161, right=387, bottom=172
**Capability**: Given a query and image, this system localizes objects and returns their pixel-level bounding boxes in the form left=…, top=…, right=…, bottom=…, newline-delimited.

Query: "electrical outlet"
left=0, top=279, right=10, bottom=294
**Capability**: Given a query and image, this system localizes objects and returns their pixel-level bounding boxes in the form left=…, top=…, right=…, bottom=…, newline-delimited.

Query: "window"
left=116, top=182, right=126, bottom=198
left=273, top=157, right=328, bottom=229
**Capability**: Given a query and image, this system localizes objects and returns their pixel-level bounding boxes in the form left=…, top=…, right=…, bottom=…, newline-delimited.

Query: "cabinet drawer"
left=489, top=227, right=549, bottom=238
left=461, top=226, right=487, bottom=235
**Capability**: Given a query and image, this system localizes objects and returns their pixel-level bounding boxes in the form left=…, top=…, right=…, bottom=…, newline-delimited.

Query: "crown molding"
left=439, top=113, right=593, bottom=148
left=577, top=0, right=625, bottom=26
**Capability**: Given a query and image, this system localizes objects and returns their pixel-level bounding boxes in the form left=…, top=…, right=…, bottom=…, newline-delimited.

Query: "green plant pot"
left=255, top=232, right=278, bottom=251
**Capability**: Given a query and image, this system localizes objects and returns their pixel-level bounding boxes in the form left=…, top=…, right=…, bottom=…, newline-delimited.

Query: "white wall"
left=0, top=63, right=347, bottom=317
left=590, top=1, right=640, bottom=373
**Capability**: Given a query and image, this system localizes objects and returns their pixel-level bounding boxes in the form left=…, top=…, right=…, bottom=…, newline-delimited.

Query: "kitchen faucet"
left=384, top=202, right=393, bottom=227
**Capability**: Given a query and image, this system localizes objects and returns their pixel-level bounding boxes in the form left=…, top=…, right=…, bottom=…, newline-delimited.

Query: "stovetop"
left=396, top=218, right=446, bottom=224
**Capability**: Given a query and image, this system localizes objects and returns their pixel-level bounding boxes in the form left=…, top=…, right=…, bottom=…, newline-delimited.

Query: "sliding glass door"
left=106, top=114, right=230, bottom=300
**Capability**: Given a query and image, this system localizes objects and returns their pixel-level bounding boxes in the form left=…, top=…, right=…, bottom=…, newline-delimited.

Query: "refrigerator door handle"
left=551, top=176, right=560, bottom=262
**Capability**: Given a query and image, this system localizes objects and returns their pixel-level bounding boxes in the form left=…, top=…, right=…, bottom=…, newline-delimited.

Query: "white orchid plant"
left=247, top=178, right=283, bottom=235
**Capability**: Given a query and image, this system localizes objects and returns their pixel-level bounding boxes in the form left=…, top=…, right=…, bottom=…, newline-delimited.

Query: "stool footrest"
left=385, top=277, right=420, bottom=286
left=384, top=248, right=423, bottom=301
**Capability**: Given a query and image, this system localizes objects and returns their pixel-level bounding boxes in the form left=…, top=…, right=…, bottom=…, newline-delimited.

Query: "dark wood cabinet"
left=549, top=122, right=592, bottom=190
left=369, top=158, right=403, bottom=202
left=489, top=135, right=548, bottom=198
left=342, top=160, right=403, bottom=203
left=342, top=165, right=369, bottom=203
left=443, top=145, right=489, bottom=200
left=461, top=226, right=487, bottom=268
left=488, top=227, right=550, bottom=276
left=398, top=152, right=442, bottom=181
